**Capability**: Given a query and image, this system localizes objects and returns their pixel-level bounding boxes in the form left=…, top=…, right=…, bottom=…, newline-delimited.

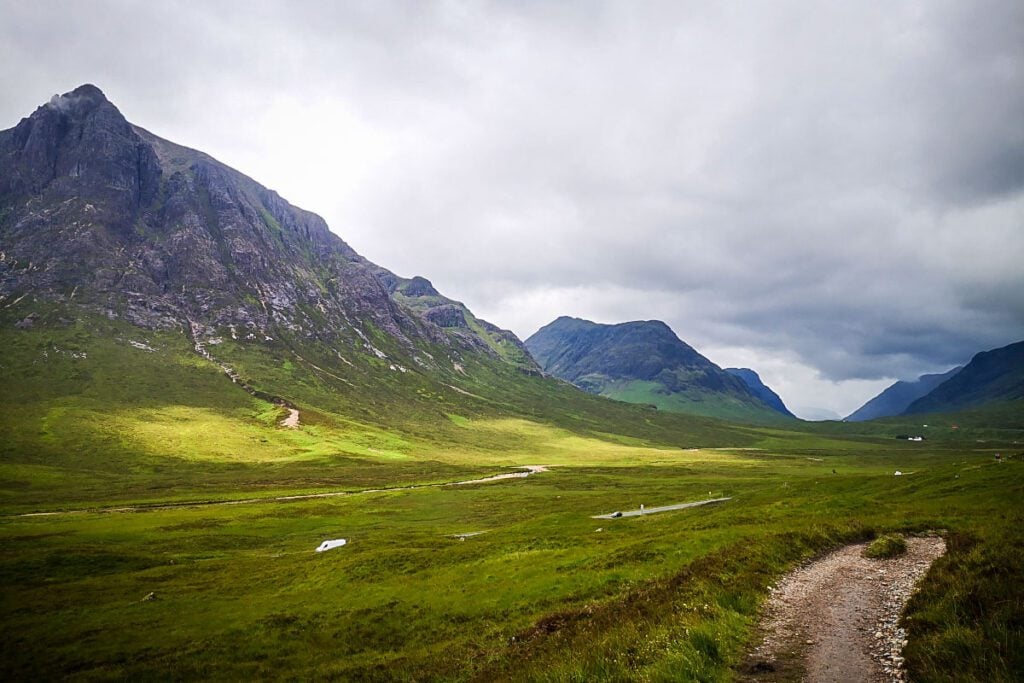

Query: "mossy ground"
left=1, top=309, right=1022, bottom=680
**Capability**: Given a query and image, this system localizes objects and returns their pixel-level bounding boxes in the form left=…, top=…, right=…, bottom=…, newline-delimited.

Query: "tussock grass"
left=863, top=534, right=908, bottom=559
left=902, top=529, right=1024, bottom=682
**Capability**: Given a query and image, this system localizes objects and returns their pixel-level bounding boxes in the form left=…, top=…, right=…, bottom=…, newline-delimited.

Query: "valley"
left=2, top=84, right=1022, bottom=681
left=2, top=313, right=1022, bottom=680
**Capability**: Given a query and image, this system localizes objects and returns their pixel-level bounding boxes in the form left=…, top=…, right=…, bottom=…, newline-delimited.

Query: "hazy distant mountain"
left=904, top=340, right=1024, bottom=415
left=525, top=317, right=790, bottom=421
left=845, top=367, right=962, bottom=422
left=794, top=407, right=843, bottom=422
left=724, top=368, right=794, bottom=417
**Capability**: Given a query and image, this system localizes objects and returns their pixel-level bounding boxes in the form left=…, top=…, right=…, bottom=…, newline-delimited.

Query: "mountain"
left=793, top=407, right=843, bottom=422
left=845, top=367, right=962, bottom=421
left=903, top=340, right=1024, bottom=415
left=724, top=368, right=794, bottom=417
left=0, top=84, right=536, bottom=374
left=0, top=83, right=761, bottom=493
left=524, top=316, right=791, bottom=421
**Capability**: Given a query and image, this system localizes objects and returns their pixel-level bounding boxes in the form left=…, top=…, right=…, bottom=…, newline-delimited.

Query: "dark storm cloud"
left=1, top=0, right=1022, bottom=412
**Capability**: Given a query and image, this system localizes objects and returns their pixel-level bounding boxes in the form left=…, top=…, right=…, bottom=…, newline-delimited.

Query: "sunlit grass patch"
left=418, top=417, right=772, bottom=468
left=114, top=405, right=295, bottom=463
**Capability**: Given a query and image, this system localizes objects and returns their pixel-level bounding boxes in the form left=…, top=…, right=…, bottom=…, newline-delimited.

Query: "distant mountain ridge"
left=525, top=316, right=790, bottom=421
left=904, top=340, right=1024, bottom=415
left=725, top=368, right=794, bottom=417
left=794, top=407, right=842, bottom=422
left=845, top=367, right=962, bottom=422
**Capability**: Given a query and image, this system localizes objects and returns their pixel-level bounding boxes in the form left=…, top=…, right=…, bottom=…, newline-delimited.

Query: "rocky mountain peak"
left=45, top=83, right=112, bottom=116
left=1, top=83, right=158, bottom=212
left=1, top=85, right=538, bottom=373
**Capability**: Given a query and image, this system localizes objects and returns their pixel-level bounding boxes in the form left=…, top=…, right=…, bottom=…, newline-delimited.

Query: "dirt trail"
left=740, top=535, right=946, bottom=683
left=446, top=464, right=548, bottom=485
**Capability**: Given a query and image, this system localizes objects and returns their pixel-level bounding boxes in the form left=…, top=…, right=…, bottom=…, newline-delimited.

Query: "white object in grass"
left=315, top=539, right=347, bottom=552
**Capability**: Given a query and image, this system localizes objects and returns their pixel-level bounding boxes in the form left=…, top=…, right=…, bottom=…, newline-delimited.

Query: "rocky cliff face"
left=0, top=84, right=536, bottom=372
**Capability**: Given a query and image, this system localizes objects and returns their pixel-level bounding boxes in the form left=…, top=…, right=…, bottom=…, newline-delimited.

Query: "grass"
left=600, top=378, right=790, bottom=424
left=903, top=527, right=1024, bottom=681
left=863, top=534, right=908, bottom=559
left=1, top=305, right=1023, bottom=680
left=3, top=441, right=1022, bottom=680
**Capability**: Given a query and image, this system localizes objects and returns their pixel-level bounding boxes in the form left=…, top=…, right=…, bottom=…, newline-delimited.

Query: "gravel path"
left=741, top=535, right=946, bottom=682
left=592, top=497, right=731, bottom=519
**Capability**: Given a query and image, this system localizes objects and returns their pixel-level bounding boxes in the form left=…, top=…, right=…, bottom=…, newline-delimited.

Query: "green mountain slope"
left=904, top=340, right=1024, bottom=415
left=525, top=316, right=791, bottom=422
left=0, top=301, right=761, bottom=513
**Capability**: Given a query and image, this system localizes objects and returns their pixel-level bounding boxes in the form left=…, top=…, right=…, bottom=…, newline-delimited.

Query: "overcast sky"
left=3, top=1, right=1023, bottom=417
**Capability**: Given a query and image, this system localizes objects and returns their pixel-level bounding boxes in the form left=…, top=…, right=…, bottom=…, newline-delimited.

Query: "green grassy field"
left=1, top=310, right=1022, bottom=680
left=3, top=427, right=1023, bottom=680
